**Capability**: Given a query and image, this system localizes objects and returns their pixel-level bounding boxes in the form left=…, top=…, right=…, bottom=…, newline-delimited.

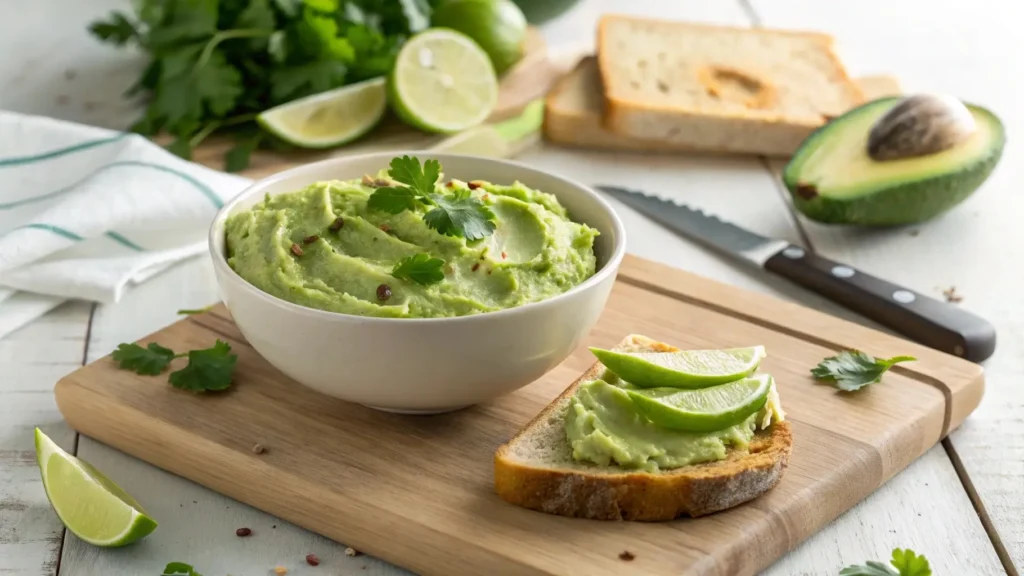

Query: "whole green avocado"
left=783, top=96, right=1005, bottom=226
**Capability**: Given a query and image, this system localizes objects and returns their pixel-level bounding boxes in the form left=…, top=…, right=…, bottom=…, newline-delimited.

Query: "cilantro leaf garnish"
left=811, top=350, right=916, bottom=392
left=168, top=340, right=237, bottom=393
left=392, top=253, right=446, bottom=285
left=162, top=561, right=203, bottom=576
left=111, top=342, right=177, bottom=375
left=840, top=548, right=931, bottom=576
left=389, top=155, right=441, bottom=196
left=424, top=189, right=497, bottom=241
left=367, top=186, right=420, bottom=214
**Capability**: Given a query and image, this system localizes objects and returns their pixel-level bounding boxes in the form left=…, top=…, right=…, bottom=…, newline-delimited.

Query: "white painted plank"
left=749, top=0, right=1024, bottom=569
left=0, top=303, right=90, bottom=576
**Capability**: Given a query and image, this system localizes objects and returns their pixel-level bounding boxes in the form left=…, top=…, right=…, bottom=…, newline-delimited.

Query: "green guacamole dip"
left=224, top=174, right=598, bottom=318
left=565, top=378, right=782, bottom=472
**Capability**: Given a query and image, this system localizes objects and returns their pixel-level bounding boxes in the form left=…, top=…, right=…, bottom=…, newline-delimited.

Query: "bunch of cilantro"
left=90, top=0, right=438, bottom=171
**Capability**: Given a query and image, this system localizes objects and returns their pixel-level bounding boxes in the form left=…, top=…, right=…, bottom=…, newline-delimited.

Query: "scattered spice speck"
left=376, top=284, right=392, bottom=301
left=329, top=217, right=344, bottom=232
left=274, top=567, right=288, bottom=575
left=467, top=181, right=482, bottom=190
left=619, top=551, right=635, bottom=561
left=373, top=178, right=392, bottom=187
left=482, top=193, right=490, bottom=201
left=445, top=181, right=455, bottom=188
left=236, top=527, right=252, bottom=537
left=943, top=286, right=963, bottom=303
left=303, top=235, right=319, bottom=245
left=361, top=174, right=375, bottom=186
left=305, top=554, right=320, bottom=566
left=252, top=443, right=265, bottom=455
left=471, top=263, right=480, bottom=272
left=501, top=251, right=507, bottom=259
left=345, top=547, right=361, bottom=557
left=272, top=524, right=277, bottom=529
left=290, top=243, right=303, bottom=257
left=379, top=223, right=390, bottom=233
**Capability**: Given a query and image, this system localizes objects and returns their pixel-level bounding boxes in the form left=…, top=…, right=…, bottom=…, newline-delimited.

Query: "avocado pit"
left=867, top=94, right=976, bottom=161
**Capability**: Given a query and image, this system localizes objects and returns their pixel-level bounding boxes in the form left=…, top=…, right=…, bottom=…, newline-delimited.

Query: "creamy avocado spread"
left=565, top=369, right=784, bottom=472
left=224, top=161, right=598, bottom=318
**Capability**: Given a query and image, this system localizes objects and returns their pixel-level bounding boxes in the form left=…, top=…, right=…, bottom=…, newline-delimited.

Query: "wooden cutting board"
left=53, top=255, right=983, bottom=576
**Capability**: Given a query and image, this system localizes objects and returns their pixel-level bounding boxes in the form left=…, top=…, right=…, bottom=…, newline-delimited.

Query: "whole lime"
left=430, top=0, right=528, bottom=75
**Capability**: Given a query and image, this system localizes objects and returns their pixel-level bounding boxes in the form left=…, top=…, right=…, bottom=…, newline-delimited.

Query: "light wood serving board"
left=54, top=255, right=982, bottom=576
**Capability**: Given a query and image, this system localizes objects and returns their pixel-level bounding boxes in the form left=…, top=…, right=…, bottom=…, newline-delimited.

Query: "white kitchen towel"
left=0, top=111, right=251, bottom=340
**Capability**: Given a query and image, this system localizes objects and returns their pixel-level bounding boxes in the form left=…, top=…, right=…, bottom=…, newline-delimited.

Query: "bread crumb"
left=345, top=547, right=361, bottom=557
left=273, top=567, right=288, bottom=575
left=942, top=286, right=963, bottom=303
left=252, top=443, right=265, bottom=454
left=619, top=551, right=635, bottom=561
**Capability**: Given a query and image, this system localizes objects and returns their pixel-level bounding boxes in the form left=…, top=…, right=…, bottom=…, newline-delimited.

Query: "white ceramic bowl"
left=209, top=152, right=626, bottom=413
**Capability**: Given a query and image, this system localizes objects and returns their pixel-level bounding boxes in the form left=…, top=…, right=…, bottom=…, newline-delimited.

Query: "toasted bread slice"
left=595, top=15, right=865, bottom=156
left=544, top=57, right=899, bottom=156
left=494, top=334, right=792, bottom=521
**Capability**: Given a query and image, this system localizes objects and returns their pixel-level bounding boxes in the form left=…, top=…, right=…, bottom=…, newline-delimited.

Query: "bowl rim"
left=208, top=150, right=627, bottom=325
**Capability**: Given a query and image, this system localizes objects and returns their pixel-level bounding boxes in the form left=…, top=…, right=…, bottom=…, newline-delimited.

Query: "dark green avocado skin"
left=783, top=98, right=1005, bottom=227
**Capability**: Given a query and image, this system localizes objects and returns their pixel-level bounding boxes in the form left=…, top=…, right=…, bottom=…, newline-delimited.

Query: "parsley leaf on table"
left=88, top=13, right=138, bottom=45
left=810, top=350, right=916, bottom=392
left=168, top=340, right=237, bottom=393
left=392, top=253, right=446, bottom=285
left=840, top=548, right=931, bottom=576
left=162, top=561, right=203, bottom=576
left=424, top=189, right=497, bottom=241
left=111, top=343, right=177, bottom=376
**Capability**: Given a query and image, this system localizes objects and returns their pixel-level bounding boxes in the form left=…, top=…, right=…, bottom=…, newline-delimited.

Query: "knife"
left=596, top=185, right=996, bottom=362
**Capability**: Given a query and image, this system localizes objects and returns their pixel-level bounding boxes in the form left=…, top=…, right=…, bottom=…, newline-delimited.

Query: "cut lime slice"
left=389, top=28, right=499, bottom=134
left=257, top=77, right=387, bottom=148
left=590, top=346, right=766, bottom=389
left=626, top=374, right=774, bottom=432
left=34, top=428, right=157, bottom=547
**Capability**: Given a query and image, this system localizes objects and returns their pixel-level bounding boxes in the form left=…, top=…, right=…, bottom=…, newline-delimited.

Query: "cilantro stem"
left=193, top=28, right=274, bottom=77
left=188, top=113, right=259, bottom=149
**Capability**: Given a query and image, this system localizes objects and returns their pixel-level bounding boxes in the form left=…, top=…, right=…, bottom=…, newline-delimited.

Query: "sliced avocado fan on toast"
left=783, top=96, right=1004, bottom=226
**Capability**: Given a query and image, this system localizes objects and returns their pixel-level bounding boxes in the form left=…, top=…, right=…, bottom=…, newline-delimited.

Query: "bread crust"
left=493, top=335, right=793, bottom=521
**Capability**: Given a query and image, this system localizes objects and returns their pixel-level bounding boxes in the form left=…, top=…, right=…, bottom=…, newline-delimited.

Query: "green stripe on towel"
left=0, top=133, right=128, bottom=167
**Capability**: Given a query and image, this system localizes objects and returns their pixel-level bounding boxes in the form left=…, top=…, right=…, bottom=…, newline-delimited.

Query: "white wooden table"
left=2, top=1, right=1020, bottom=574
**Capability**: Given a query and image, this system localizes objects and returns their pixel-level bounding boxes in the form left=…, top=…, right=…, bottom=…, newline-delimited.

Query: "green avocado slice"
left=783, top=97, right=1005, bottom=226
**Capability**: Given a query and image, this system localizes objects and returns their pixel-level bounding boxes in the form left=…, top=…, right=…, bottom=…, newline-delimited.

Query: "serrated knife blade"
left=594, top=183, right=997, bottom=362
left=595, top=185, right=789, bottom=266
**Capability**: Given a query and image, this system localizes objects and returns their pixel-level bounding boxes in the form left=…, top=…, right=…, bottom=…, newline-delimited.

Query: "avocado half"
left=783, top=97, right=1005, bottom=226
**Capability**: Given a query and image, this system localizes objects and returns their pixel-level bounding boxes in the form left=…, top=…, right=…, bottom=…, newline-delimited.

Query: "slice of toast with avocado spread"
left=494, top=334, right=792, bottom=521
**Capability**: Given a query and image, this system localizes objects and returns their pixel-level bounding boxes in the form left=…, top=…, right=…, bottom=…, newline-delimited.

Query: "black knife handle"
left=763, top=245, right=996, bottom=362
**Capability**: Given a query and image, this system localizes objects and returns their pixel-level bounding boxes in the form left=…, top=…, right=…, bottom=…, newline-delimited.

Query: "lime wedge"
left=431, top=99, right=544, bottom=157
left=626, top=375, right=774, bottom=432
left=590, top=346, right=766, bottom=389
left=34, top=428, right=157, bottom=547
left=389, top=29, right=499, bottom=134
left=257, top=77, right=387, bottom=148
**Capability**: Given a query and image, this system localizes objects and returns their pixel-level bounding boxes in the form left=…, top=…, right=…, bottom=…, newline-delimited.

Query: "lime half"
left=627, top=375, right=774, bottom=432
left=34, top=428, right=157, bottom=547
left=257, top=77, right=387, bottom=148
left=389, top=29, right=499, bottom=134
left=430, top=0, right=528, bottom=74
left=590, top=346, right=766, bottom=389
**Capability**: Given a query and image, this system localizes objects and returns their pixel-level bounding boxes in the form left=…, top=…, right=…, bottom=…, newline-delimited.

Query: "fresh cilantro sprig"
left=840, top=548, right=931, bottom=576
left=88, top=0, right=434, bottom=170
left=392, top=253, right=446, bottom=285
left=112, top=340, right=237, bottom=393
left=162, top=561, right=203, bottom=576
left=368, top=156, right=496, bottom=240
left=811, top=350, right=916, bottom=392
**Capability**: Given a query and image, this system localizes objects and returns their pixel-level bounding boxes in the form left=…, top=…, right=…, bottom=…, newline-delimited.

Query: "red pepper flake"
left=501, top=251, right=507, bottom=259
left=467, top=181, right=482, bottom=190
left=794, top=183, right=818, bottom=200
left=379, top=223, right=390, bottom=233
left=487, top=269, right=492, bottom=275
left=303, top=234, right=319, bottom=245
left=329, top=217, right=344, bottom=231
left=306, top=554, right=320, bottom=566
left=445, top=181, right=456, bottom=188
left=471, top=263, right=480, bottom=272
left=236, top=527, right=252, bottom=537
left=618, top=551, right=635, bottom=561
left=290, top=243, right=304, bottom=257
left=376, top=284, right=392, bottom=301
